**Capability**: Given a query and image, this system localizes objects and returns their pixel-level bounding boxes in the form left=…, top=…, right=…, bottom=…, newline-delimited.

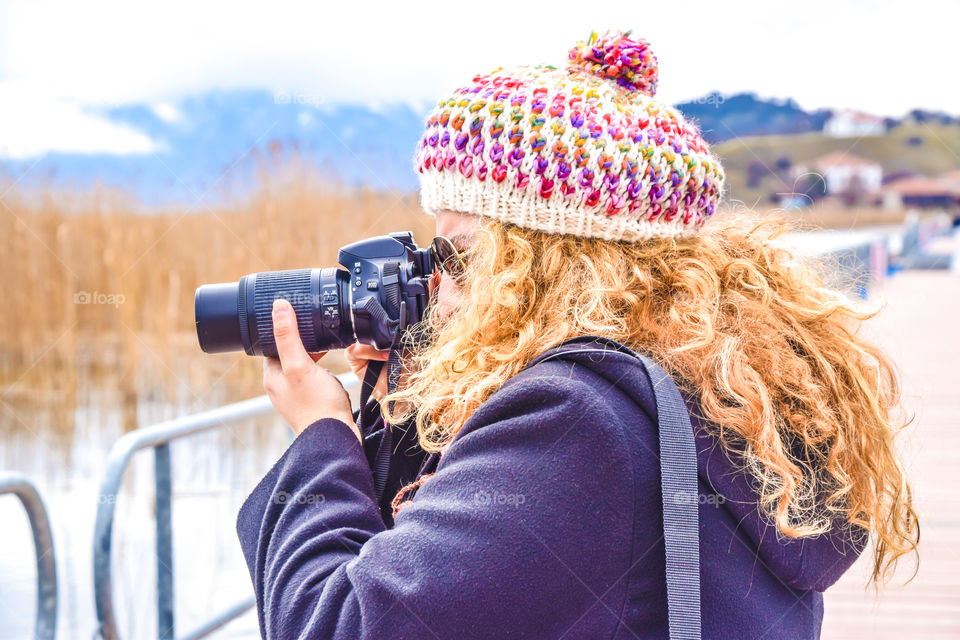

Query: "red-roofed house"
left=824, top=109, right=886, bottom=138
left=882, top=171, right=960, bottom=210
left=812, top=151, right=883, bottom=196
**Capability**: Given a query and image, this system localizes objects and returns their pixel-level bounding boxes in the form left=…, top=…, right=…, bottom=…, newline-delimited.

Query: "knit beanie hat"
left=414, top=29, right=725, bottom=242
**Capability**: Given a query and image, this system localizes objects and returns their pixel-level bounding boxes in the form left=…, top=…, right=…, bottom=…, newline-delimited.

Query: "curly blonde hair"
left=382, top=211, right=919, bottom=584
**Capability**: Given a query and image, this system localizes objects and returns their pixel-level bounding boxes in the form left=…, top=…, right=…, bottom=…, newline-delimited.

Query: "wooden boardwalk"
left=821, top=270, right=960, bottom=638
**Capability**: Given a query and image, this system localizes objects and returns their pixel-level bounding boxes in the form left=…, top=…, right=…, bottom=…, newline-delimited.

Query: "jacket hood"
left=527, top=335, right=868, bottom=592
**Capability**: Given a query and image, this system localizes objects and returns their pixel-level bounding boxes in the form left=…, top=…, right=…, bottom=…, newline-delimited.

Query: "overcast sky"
left=0, top=0, right=955, bottom=156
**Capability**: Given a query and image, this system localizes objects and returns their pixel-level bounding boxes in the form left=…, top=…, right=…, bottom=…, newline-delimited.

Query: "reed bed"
left=0, top=156, right=908, bottom=437
left=0, top=168, right=433, bottom=434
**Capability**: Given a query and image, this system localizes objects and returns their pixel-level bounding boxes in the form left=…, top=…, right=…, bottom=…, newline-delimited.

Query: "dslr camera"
left=194, top=231, right=435, bottom=358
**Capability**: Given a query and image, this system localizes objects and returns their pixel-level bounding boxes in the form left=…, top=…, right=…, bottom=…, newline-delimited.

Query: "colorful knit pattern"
left=414, top=29, right=725, bottom=242
left=567, top=28, right=659, bottom=96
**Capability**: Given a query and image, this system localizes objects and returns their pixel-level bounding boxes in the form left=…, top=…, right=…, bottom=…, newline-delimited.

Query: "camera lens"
left=195, top=232, right=434, bottom=358
left=195, top=268, right=352, bottom=357
left=194, top=282, right=242, bottom=354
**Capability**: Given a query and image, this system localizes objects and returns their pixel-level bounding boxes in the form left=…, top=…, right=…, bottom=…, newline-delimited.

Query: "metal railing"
left=93, top=372, right=359, bottom=640
left=0, top=472, right=58, bottom=640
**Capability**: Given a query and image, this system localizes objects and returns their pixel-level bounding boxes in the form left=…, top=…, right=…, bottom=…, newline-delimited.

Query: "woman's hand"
left=263, top=299, right=359, bottom=440
left=344, top=343, right=390, bottom=402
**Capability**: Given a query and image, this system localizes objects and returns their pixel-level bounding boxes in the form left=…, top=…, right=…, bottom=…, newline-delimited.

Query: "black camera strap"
left=357, top=347, right=404, bottom=501
left=358, top=359, right=384, bottom=438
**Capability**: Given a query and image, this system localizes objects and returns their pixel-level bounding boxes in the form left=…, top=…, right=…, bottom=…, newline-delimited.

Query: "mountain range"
left=1, top=90, right=955, bottom=208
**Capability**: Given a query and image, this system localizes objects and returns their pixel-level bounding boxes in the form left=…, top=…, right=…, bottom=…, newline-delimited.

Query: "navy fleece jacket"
left=236, top=335, right=866, bottom=639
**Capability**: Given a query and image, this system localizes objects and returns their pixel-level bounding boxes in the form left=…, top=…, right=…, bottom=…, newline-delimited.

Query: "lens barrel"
left=241, top=269, right=320, bottom=356
left=195, top=268, right=351, bottom=357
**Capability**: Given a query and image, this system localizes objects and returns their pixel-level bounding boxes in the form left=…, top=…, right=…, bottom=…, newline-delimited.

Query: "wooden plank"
left=822, top=271, right=960, bottom=638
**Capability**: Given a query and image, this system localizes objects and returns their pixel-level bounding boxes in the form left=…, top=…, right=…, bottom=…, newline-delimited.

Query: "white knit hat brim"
left=419, top=167, right=697, bottom=243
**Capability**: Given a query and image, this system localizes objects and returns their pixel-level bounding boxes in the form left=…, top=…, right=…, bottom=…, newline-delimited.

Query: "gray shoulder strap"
left=531, top=345, right=701, bottom=639
left=636, top=353, right=702, bottom=640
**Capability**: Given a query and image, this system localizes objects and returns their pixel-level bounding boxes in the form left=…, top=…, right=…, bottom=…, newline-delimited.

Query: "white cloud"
left=151, top=102, right=182, bottom=124
left=0, top=83, right=161, bottom=158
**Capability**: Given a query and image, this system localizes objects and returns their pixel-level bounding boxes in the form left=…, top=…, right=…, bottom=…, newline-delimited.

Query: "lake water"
left=0, top=377, right=318, bottom=639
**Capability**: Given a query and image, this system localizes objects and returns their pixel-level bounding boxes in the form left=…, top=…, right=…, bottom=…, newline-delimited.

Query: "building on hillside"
left=776, top=152, right=882, bottom=208
left=824, top=109, right=886, bottom=138
left=882, top=171, right=960, bottom=210
left=810, top=151, right=883, bottom=197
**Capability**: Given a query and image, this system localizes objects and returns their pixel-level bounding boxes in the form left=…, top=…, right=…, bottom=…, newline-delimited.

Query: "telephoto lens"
left=195, top=268, right=351, bottom=356
left=194, top=231, right=434, bottom=357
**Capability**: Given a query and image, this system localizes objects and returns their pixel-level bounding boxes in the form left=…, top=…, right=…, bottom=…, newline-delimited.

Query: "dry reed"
left=0, top=166, right=434, bottom=434
left=0, top=155, right=912, bottom=437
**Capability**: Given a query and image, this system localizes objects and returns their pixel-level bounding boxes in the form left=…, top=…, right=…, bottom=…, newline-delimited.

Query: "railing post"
left=155, top=443, right=174, bottom=640
left=92, top=373, right=358, bottom=639
left=0, top=473, right=58, bottom=640
left=31, top=494, right=58, bottom=640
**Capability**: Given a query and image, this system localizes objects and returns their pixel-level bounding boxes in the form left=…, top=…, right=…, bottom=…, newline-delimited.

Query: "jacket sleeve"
left=236, top=369, right=639, bottom=639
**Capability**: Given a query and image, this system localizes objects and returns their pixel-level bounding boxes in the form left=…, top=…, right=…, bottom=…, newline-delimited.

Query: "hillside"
left=713, top=122, right=960, bottom=208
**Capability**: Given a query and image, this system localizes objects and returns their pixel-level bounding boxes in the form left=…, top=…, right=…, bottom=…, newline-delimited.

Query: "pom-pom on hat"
left=414, top=29, right=725, bottom=242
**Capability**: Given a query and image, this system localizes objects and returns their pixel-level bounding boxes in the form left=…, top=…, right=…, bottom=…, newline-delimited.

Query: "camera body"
left=195, top=231, right=433, bottom=357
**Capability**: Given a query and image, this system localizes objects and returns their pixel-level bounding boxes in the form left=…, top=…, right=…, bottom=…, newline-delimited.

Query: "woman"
left=242, top=30, right=918, bottom=639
